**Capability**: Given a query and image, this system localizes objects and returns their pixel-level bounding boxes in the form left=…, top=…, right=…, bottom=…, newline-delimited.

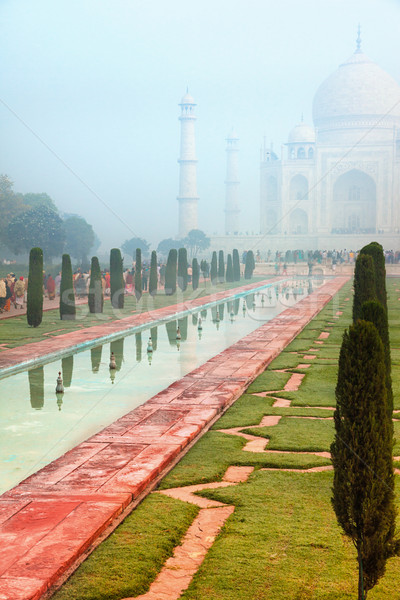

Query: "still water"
left=0, top=280, right=322, bottom=494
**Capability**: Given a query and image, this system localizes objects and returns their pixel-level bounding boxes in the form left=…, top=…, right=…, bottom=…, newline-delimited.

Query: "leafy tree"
left=192, top=258, right=200, bottom=291
left=233, top=248, right=241, bottom=281
left=110, top=248, right=124, bottom=309
left=331, top=320, right=399, bottom=599
left=165, top=249, right=177, bottom=295
left=226, top=253, right=234, bottom=282
left=7, top=205, right=65, bottom=260
left=178, top=247, right=188, bottom=291
left=244, top=250, right=255, bottom=279
left=157, top=238, right=181, bottom=256
left=0, top=175, right=26, bottom=244
left=200, top=259, right=209, bottom=279
left=210, top=251, right=218, bottom=284
left=23, top=192, right=57, bottom=212
left=149, top=250, right=158, bottom=296
left=60, top=254, right=76, bottom=320
left=360, top=242, right=387, bottom=312
left=135, top=248, right=142, bottom=301
left=27, top=247, right=43, bottom=327
left=64, top=216, right=95, bottom=266
left=182, top=229, right=210, bottom=256
left=218, top=250, right=225, bottom=283
left=353, top=254, right=376, bottom=323
left=122, top=237, right=150, bottom=258
left=88, top=256, right=103, bottom=314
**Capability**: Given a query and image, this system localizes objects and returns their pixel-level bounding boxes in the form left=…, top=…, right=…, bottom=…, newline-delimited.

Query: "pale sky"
left=0, top=0, right=399, bottom=250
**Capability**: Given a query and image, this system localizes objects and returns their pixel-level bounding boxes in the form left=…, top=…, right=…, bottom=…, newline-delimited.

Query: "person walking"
left=14, top=276, right=25, bottom=309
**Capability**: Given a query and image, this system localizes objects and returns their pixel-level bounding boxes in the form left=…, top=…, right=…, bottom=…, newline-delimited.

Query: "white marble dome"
left=180, top=92, right=195, bottom=105
left=313, top=51, right=400, bottom=127
left=288, top=122, right=316, bottom=143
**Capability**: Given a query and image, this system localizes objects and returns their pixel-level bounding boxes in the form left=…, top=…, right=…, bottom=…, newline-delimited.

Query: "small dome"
left=288, top=122, right=316, bottom=143
left=180, top=92, right=195, bottom=105
left=227, top=128, right=239, bottom=140
left=313, top=51, right=400, bottom=127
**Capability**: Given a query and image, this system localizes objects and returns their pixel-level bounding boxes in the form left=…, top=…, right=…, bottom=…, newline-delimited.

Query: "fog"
left=0, top=0, right=399, bottom=250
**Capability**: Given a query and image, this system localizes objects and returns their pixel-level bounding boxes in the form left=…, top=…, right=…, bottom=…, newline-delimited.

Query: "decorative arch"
left=290, top=174, right=308, bottom=203
left=267, top=209, right=279, bottom=234
left=266, top=176, right=278, bottom=203
left=332, top=169, right=376, bottom=233
left=297, top=147, right=306, bottom=159
left=289, top=208, right=308, bottom=234
left=308, top=147, right=314, bottom=159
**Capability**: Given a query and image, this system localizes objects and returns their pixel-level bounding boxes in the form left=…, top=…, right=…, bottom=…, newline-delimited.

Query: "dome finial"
left=355, top=23, right=362, bottom=53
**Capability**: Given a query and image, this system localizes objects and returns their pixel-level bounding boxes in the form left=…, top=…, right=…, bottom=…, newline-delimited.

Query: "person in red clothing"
left=46, top=274, right=56, bottom=300
left=104, top=271, right=111, bottom=295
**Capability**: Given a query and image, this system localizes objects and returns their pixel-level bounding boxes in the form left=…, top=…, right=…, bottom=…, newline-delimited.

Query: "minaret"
left=177, top=90, right=199, bottom=238
left=224, top=128, right=240, bottom=234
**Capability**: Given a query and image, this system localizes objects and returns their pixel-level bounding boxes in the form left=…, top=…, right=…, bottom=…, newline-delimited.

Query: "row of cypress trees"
left=331, top=242, right=399, bottom=599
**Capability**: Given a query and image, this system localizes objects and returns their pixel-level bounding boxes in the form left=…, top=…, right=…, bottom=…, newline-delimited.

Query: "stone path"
left=0, top=277, right=349, bottom=600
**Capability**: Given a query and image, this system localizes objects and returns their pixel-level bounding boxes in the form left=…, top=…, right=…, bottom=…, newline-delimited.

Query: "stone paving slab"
left=0, top=276, right=349, bottom=600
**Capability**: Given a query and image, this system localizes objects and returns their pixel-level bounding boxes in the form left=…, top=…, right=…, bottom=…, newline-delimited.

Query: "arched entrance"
left=332, top=169, right=376, bottom=233
left=290, top=174, right=308, bottom=203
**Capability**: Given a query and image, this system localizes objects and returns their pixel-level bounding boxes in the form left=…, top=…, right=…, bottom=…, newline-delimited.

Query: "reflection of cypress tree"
left=192, top=313, right=198, bottom=326
left=219, top=303, right=225, bottom=320
left=28, top=367, right=44, bottom=410
left=246, top=294, right=254, bottom=309
left=91, top=346, right=103, bottom=373
left=62, top=355, right=74, bottom=387
left=135, top=332, right=142, bottom=362
left=234, top=298, right=240, bottom=315
left=178, top=316, right=188, bottom=341
left=211, top=306, right=217, bottom=322
left=166, top=320, right=178, bottom=346
left=110, top=338, right=124, bottom=371
left=201, top=308, right=207, bottom=319
left=150, top=326, right=158, bottom=351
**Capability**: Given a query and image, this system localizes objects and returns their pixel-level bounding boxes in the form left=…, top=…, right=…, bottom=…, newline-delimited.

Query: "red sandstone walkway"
left=0, top=278, right=279, bottom=374
left=0, top=277, right=349, bottom=600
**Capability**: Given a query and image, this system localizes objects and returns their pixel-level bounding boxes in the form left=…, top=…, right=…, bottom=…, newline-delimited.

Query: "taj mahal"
left=177, top=31, right=400, bottom=253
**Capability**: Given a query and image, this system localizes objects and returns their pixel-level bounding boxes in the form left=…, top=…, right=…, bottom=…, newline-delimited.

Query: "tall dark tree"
left=210, top=251, right=218, bottom=285
left=360, top=242, right=387, bottom=312
left=218, top=250, right=225, bottom=283
left=353, top=253, right=376, bottom=322
left=360, top=299, right=393, bottom=414
left=177, top=247, right=188, bottom=291
left=60, top=254, right=76, bottom=320
left=110, top=248, right=124, bottom=309
left=165, top=249, right=177, bottom=295
left=226, top=253, right=234, bottom=282
left=331, top=320, right=399, bottom=599
left=88, top=256, right=103, bottom=314
left=149, top=250, right=158, bottom=296
left=233, top=248, right=241, bottom=281
left=135, top=248, right=142, bottom=301
left=27, top=247, right=43, bottom=327
left=192, top=257, right=200, bottom=291
left=244, top=250, right=255, bottom=279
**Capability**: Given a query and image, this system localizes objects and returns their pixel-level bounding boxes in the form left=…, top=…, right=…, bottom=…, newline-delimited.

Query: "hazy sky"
left=0, top=0, right=399, bottom=250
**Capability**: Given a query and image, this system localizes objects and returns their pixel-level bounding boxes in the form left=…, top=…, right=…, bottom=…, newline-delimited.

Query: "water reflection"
left=136, top=332, right=142, bottom=362
left=62, top=355, right=73, bottom=387
left=150, top=326, right=158, bottom=351
left=110, top=338, right=124, bottom=371
left=28, top=367, right=44, bottom=410
left=91, top=346, right=102, bottom=373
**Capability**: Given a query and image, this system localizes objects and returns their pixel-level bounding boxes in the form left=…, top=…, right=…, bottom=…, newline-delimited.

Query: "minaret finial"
left=186, top=85, right=189, bottom=94
left=301, top=112, right=304, bottom=123
left=356, top=24, right=361, bottom=53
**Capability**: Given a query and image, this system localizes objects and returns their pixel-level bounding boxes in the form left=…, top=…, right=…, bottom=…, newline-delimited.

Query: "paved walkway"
left=0, top=277, right=349, bottom=600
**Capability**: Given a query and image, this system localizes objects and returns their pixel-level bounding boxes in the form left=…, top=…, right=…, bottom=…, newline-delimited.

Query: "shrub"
left=353, top=253, right=376, bottom=322
left=233, top=248, right=241, bottom=281
left=177, top=247, right=188, bottom=291
left=226, top=253, right=234, bottom=282
left=210, top=251, right=218, bottom=285
left=192, top=258, right=199, bottom=291
left=59, top=253, right=76, bottom=320
left=110, top=248, right=124, bottom=309
left=244, top=250, right=255, bottom=279
left=165, top=249, right=177, bottom=295
left=88, top=256, right=103, bottom=314
left=359, top=241, right=387, bottom=312
left=149, top=250, right=158, bottom=296
left=27, top=247, right=43, bottom=327
left=218, top=250, right=225, bottom=283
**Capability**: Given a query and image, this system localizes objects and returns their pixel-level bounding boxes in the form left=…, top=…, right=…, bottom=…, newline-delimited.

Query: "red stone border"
left=0, top=277, right=349, bottom=600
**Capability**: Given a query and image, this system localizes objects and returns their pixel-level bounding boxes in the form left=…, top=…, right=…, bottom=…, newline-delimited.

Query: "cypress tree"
left=233, top=248, right=241, bottom=281
left=149, top=250, right=158, bottom=296
left=134, top=248, right=142, bottom=301
left=360, top=241, right=387, bottom=312
left=210, top=251, right=218, bottom=284
left=218, top=250, right=225, bottom=283
left=360, top=299, right=393, bottom=414
left=244, top=250, right=255, bottom=279
left=353, top=253, right=376, bottom=322
left=226, top=253, right=234, bottom=282
left=331, top=320, right=399, bottom=598
left=110, top=248, right=124, bottom=309
left=88, top=256, right=103, bottom=314
left=177, top=247, right=188, bottom=291
left=165, top=249, right=177, bottom=295
left=192, top=258, right=200, bottom=291
left=27, top=247, right=43, bottom=327
left=60, top=253, right=76, bottom=320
